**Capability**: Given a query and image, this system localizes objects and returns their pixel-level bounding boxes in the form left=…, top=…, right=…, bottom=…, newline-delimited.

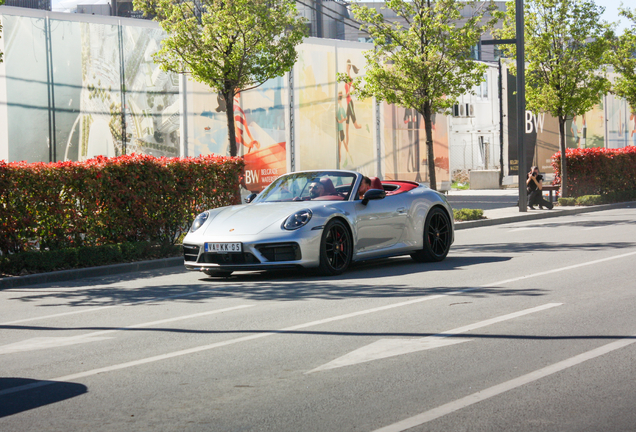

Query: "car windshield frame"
left=254, top=171, right=361, bottom=203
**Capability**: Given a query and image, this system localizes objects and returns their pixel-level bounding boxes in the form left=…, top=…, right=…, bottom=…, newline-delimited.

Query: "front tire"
left=411, top=207, right=451, bottom=263
left=204, top=270, right=233, bottom=278
left=318, top=219, right=353, bottom=276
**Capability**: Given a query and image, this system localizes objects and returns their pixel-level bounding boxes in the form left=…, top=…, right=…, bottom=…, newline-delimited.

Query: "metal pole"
left=44, top=17, right=53, bottom=163
left=515, top=0, right=527, bottom=212
left=118, top=22, right=127, bottom=155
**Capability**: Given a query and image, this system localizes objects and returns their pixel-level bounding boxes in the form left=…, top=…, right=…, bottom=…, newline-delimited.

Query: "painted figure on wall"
left=336, top=92, right=349, bottom=165
left=215, top=92, right=260, bottom=156
left=403, top=108, right=419, bottom=178
left=571, top=114, right=587, bottom=148
left=342, top=59, right=362, bottom=167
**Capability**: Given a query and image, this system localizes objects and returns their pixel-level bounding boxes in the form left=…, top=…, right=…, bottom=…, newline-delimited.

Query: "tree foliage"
left=496, top=0, right=611, bottom=196
left=608, top=8, right=636, bottom=111
left=347, top=0, right=498, bottom=190
left=134, top=0, right=306, bottom=157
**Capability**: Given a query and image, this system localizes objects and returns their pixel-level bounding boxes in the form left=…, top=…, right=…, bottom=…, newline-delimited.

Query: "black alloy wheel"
left=318, top=219, right=353, bottom=275
left=411, top=207, right=451, bottom=262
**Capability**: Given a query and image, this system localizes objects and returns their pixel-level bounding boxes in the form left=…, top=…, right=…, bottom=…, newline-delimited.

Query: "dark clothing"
left=346, top=101, right=357, bottom=124
left=528, top=190, right=553, bottom=209
left=527, top=173, right=553, bottom=209
left=527, top=173, right=543, bottom=193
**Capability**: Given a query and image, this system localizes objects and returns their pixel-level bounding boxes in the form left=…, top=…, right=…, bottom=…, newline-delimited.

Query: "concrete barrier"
left=470, top=170, right=500, bottom=190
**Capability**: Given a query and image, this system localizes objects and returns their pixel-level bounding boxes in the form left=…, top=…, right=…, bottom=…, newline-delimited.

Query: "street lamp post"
left=481, top=0, right=526, bottom=212
left=515, top=0, right=527, bottom=212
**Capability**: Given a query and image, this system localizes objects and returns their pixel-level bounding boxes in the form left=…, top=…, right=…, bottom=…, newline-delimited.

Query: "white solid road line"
left=481, top=250, right=636, bottom=287
left=372, top=335, right=636, bottom=432
left=308, top=303, right=562, bottom=373
left=0, top=305, right=254, bottom=355
left=0, top=289, right=210, bottom=326
left=3, top=250, right=636, bottom=397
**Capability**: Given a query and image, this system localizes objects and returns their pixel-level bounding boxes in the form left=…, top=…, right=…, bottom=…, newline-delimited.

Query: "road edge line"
left=372, top=335, right=636, bottom=432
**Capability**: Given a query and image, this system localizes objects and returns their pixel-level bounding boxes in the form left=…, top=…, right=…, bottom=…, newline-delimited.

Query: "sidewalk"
left=446, top=188, right=519, bottom=211
left=451, top=188, right=635, bottom=230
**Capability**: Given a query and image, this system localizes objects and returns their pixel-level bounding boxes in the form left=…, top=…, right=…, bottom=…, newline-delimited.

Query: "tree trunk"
left=558, top=116, right=568, bottom=198
left=224, top=90, right=238, bottom=157
left=223, top=89, right=242, bottom=204
left=422, top=103, right=437, bottom=191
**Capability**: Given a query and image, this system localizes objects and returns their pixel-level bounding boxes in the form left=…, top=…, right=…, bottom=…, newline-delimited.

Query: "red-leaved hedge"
left=551, top=147, right=636, bottom=197
left=0, top=154, right=244, bottom=255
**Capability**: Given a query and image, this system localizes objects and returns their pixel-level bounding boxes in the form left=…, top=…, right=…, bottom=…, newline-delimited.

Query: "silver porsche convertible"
left=183, top=170, right=454, bottom=276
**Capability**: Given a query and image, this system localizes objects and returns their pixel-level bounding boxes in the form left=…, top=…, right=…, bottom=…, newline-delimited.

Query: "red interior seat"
left=383, top=181, right=420, bottom=195
left=319, top=177, right=336, bottom=195
left=369, top=177, right=383, bottom=190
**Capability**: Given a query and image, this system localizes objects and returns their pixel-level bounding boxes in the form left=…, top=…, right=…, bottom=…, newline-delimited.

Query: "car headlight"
left=283, top=209, right=312, bottom=230
left=190, top=211, right=209, bottom=233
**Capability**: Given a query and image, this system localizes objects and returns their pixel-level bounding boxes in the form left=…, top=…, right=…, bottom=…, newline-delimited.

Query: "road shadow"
left=499, top=219, right=636, bottom=230
left=0, top=378, right=87, bottom=417
left=4, top=255, right=518, bottom=307
left=3, top=324, right=635, bottom=343
left=452, top=242, right=636, bottom=254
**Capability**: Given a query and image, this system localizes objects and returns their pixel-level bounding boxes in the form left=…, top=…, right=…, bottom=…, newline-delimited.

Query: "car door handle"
left=397, top=207, right=407, bottom=214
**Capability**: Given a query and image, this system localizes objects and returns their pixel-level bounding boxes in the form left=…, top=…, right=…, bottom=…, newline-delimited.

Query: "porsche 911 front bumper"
left=183, top=227, right=324, bottom=272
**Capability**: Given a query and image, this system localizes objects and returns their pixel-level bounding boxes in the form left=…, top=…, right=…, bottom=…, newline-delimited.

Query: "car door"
left=353, top=194, right=409, bottom=255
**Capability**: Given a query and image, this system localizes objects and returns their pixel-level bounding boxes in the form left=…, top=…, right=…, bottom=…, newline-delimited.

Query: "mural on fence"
left=335, top=48, right=375, bottom=175
left=2, top=15, right=51, bottom=163
left=505, top=64, right=634, bottom=176
left=382, top=103, right=450, bottom=185
left=191, top=76, right=287, bottom=192
left=78, top=21, right=121, bottom=160
left=119, top=25, right=180, bottom=158
left=605, top=89, right=636, bottom=149
left=294, top=43, right=338, bottom=171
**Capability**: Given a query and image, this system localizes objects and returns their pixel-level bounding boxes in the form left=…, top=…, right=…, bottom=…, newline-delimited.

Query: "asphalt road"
left=1, top=208, right=636, bottom=432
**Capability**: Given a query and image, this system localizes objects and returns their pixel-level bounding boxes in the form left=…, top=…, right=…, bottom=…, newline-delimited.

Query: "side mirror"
left=361, top=188, right=386, bottom=205
left=244, top=193, right=258, bottom=204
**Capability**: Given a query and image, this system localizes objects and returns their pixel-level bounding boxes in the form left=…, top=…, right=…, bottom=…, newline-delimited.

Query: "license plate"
left=204, top=242, right=242, bottom=253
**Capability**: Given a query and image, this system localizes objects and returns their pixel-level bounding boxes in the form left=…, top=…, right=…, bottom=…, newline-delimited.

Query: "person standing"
left=527, top=166, right=553, bottom=210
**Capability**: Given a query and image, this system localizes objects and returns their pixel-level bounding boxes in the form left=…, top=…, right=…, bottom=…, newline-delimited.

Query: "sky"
left=599, top=0, right=633, bottom=32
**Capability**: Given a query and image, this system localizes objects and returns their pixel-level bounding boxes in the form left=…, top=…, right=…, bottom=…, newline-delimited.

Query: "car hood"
left=203, top=201, right=322, bottom=236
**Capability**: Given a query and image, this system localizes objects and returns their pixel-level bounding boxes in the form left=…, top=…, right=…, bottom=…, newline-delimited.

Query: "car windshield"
left=257, top=172, right=357, bottom=202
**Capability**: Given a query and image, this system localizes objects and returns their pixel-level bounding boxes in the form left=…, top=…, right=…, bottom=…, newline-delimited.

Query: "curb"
left=455, top=201, right=636, bottom=230
left=0, top=256, right=184, bottom=290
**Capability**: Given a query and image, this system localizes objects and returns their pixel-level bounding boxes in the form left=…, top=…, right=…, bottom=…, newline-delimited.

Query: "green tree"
left=346, top=0, right=497, bottom=190
left=496, top=0, right=611, bottom=197
left=134, top=0, right=306, bottom=157
left=608, top=8, right=636, bottom=117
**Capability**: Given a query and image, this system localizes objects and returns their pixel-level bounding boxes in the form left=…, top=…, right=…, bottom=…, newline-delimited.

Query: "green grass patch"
left=453, top=208, right=485, bottom=221
left=452, top=181, right=470, bottom=190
